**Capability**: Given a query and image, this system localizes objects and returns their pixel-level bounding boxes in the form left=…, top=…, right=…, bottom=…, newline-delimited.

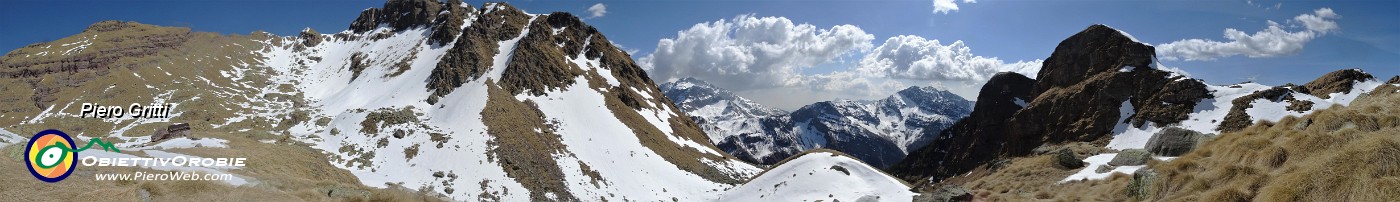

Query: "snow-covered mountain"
left=260, top=2, right=765, bottom=200
left=660, top=78, right=802, bottom=165
left=661, top=77, right=973, bottom=168
left=3, top=1, right=771, bottom=201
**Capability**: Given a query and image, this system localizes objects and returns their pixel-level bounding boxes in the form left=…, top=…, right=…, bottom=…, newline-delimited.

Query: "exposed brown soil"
left=479, top=80, right=577, bottom=201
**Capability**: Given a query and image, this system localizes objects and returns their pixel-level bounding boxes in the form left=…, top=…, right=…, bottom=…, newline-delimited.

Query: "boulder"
left=1128, top=168, right=1159, bottom=200
left=1108, top=149, right=1151, bottom=166
left=1056, top=149, right=1084, bottom=169
left=1144, top=127, right=1207, bottom=156
left=150, top=123, right=191, bottom=143
left=1096, top=164, right=1115, bottom=173
left=914, top=185, right=973, bottom=202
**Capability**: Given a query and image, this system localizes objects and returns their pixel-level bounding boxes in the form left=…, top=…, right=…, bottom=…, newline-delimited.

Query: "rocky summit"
left=888, top=24, right=1392, bottom=193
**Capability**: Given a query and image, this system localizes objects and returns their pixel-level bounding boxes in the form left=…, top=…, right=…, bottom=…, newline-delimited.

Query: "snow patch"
left=1062, top=153, right=1144, bottom=182
left=720, top=151, right=914, bottom=201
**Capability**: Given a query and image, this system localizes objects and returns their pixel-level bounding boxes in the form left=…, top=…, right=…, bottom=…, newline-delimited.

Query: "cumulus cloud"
left=639, top=15, right=875, bottom=90
left=933, top=0, right=977, bottom=14
left=586, top=3, right=607, bottom=19
left=1157, top=8, right=1340, bottom=61
left=1294, top=8, right=1338, bottom=33
left=642, top=15, right=1037, bottom=108
left=856, top=35, right=1042, bottom=82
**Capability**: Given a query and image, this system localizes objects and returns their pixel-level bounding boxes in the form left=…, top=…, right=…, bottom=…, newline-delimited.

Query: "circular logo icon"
left=25, top=129, right=77, bottom=183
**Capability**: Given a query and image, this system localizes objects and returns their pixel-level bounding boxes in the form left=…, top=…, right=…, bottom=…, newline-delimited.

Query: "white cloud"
left=639, top=15, right=875, bottom=91
left=1157, top=8, right=1340, bottom=61
left=586, top=3, right=607, bottom=19
left=856, top=35, right=1041, bottom=82
left=1294, top=8, right=1338, bottom=33
left=933, top=0, right=977, bottom=14
left=642, top=15, right=1038, bottom=109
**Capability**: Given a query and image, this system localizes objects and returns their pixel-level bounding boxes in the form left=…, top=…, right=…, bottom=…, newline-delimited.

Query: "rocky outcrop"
left=889, top=25, right=1211, bottom=187
left=1217, top=69, right=1377, bottom=132
left=426, top=3, right=530, bottom=103
left=1056, top=149, right=1085, bottom=169
left=427, top=0, right=472, bottom=46
left=1108, top=149, right=1150, bottom=166
left=150, top=123, right=192, bottom=143
left=888, top=72, right=1035, bottom=184
left=1144, top=127, right=1211, bottom=156
left=1301, top=69, right=1375, bottom=98
left=299, top=28, right=323, bottom=47
left=1, top=21, right=192, bottom=108
left=913, top=185, right=974, bottom=202
left=348, top=0, right=445, bottom=33
left=499, top=13, right=589, bottom=96
left=346, top=0, right=475, bottom=46
left=1005, top=24, right=1208, bottom=155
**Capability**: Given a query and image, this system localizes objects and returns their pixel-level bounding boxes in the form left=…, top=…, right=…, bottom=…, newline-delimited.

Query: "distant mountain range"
left=661, top=77, right=972, bottom=168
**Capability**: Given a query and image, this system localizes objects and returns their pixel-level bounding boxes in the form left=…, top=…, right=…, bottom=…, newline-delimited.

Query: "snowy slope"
left=660, top=78, right=803, bottom=164
left=257, top=6, right=533, bottom=200
left=719, top=150, right=915, bottom=201
left=0, top=128, right=23, bottom=147
left=248, top=3, right=761, bottom=200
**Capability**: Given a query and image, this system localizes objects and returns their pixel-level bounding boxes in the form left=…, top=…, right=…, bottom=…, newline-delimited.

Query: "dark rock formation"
left=346, top=0, right=476, bottom=46
left=1108, top=149, right=1150, bottom=166
left=428, top=0, right=472, bottom=46
left=499, top=13, right=588, bottom=96
left=1005, top=24, right=1208, bottom=155
left=913, top=185, right=974, bottom=202
left=1218, top=69, right=1378, bottom=132
left=1128, top=168, right=1159, bottom=200
left=299, top=28, right=323, bottom=47
left=1145, top=127, right=1210, bottom=156
left=348, top=0, right=445, bottom=33
left=1302, top=69, right=1375, bottom=98
left=888, top=25, right=1211, bottom=187
left=1056, top=149, right=1085, bottom=169
left=150, top=123, right=192, bottom=143
left=426, top=3, right=530, bottom=103
left=887, top=72, right=1035, bottom=184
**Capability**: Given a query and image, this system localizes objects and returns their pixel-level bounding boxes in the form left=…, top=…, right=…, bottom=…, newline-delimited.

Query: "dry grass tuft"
left=1143, top=90, right=1400, bottom=201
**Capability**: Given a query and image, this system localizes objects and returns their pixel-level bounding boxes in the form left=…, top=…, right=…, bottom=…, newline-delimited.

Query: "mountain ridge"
left=661, top=77, right=973, bottom=168
left=888, top=24, right=1394, bottom=193
left=1, top=1, right=764, bottom=201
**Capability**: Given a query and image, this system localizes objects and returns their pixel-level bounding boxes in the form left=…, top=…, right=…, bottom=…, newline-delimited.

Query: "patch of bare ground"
left=479, top=80, right=577, bottom=201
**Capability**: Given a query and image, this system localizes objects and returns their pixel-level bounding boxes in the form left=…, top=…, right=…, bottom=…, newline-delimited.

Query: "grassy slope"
left=0, top=21, right=445, bottom=201
left=948, top=84, right=1400, bottom=201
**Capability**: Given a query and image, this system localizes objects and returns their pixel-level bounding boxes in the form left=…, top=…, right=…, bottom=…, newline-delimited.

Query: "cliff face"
left=889, top=24, right=1213, bottom=186
left=887, top=72, right=1035, bottom=185
left=1006, top=25, right=1210, bottom=155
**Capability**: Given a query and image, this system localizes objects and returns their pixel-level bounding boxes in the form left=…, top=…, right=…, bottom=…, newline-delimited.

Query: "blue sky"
left=3, top=0, right=1396, bottom=110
